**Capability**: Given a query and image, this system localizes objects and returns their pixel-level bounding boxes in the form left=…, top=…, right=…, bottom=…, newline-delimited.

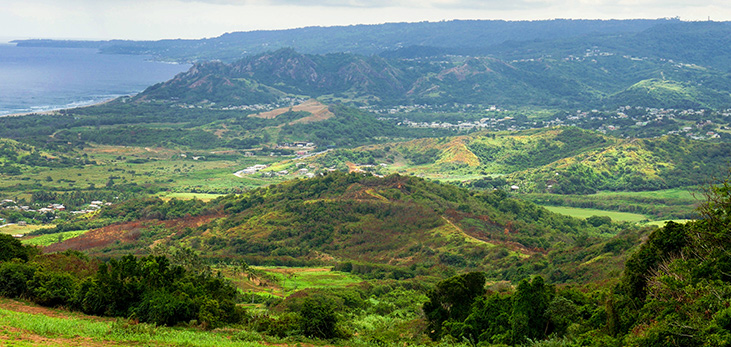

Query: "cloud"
left=171, top=0, right=556, bottom=10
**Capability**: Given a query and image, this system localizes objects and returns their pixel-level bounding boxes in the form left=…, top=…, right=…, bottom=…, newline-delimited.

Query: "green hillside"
left=299, top=127, right=731, bottom=194
left=130, top=48, right=731, bottom=109
left=45, top=172, right=636, bottom=284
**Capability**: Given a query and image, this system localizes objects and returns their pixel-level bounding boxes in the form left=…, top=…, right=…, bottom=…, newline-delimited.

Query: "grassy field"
left=0, top=224, right=52, bottom=236
left=644, top=219, right=692, bottom=227
left=158, top=192, right=225, bottom=201
left=21, top=229, right=88, bottom=247
left=0, top=145, right=294, bottom=203
left=221, top=266, right=364, bottom=298
left=593, top=188, right=699, bottom=201
left=0, top=299, right=268, bottom=347
left=260, top=267, right=363, bottom=295
left=543, top=205, right=649, bottom=223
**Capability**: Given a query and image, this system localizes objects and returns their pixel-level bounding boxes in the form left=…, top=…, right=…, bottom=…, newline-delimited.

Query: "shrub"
left=0, top=261, right=35, bottom=297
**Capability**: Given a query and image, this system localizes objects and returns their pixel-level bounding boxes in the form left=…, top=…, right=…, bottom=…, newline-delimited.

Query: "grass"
left=592, top=188, right=698, bottom=201
left=0, top=224, right=52, bottom=236
left=0, top=309, right=265, bottom=347
left=644, top=219, right=692, bottom=227
left=158, top=192, right=225, bottom=201
left=21, top=229, right=88, bottom=247
left=261, top=267, right=363, bottom=294
left=225, top=266, right=364, bottom=297
left=0, top=145, right=293, bottom=202
left=543, top=205, right=649, bottom=223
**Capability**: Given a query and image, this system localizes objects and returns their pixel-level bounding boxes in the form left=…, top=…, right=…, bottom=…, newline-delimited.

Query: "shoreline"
left=1, top=96, right=121, bottom=118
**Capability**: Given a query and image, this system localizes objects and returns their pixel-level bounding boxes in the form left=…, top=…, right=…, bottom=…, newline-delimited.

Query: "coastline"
left=1, top=96, right=121, bottom=118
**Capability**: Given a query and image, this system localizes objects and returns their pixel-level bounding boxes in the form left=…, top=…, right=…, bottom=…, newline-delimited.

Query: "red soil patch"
left=249, top=99, right=334, bottom=124
left=45, top=214, right=222, bottom=253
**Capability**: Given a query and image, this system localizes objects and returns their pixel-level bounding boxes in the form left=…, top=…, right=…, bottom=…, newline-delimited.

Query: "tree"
left=423, top=272, right=486, bottom=340
left=0, top=234, right=33, bottom=262
left=299, top=294, right=338, bottom=339
left=511, top=276, right=552, bottom=344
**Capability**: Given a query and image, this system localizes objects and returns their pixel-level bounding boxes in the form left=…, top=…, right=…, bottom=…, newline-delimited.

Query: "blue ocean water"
left=0, top=44, right=190, bottom=116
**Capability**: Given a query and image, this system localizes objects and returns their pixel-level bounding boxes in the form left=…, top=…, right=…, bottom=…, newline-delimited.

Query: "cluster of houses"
left=387, top=105, right=729, bottom=140
left=174, top=97, right=310, bottom=112
left=275, top=142, right=317, bottom=156
left=1, top=199, right=112, bottom=217
left=234, top=163, right=322, bottom=179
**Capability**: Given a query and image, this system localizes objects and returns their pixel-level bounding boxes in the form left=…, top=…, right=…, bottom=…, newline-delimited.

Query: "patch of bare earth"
left=45, top=214, right=222, bottom=253
left=0, top=326, right=127, bottom=347
left=249, top=99, right=333, bottom=124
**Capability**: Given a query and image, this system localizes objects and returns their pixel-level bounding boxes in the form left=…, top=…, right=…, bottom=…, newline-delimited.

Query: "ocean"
left=0, top=43, right=190, bottom=116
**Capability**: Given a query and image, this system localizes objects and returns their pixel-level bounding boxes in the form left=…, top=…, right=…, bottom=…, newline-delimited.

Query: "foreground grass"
left=542, top=205, right=649, bottom=223
left=0, top=306, right=267, bottom=347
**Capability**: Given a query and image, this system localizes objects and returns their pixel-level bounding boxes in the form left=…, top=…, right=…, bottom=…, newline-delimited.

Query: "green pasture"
left=644, top=219, right=693, bottom=227
left=21, top=229, right=88, bottom=247
left=256, top=266, right=363, bottom=295
left=542, top=205, right=648, bottom=223
left=0, top=145, right=289, bottom=195
left=0, top=224, right=52, bottom=236
left=592, top=188, right=698, bottom=202
left=158, top=192, right=225, bottom=201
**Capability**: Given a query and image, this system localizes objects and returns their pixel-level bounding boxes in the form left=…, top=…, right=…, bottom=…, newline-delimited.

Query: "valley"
left=1, top=18, right=731, bottom=346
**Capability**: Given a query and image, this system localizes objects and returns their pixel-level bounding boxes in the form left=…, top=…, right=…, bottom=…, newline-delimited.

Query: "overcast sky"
left=1, top=0, right=728, bottom=41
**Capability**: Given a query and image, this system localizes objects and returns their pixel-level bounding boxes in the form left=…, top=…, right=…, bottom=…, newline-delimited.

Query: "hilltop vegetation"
left=41, top=172, right=635, bottom=285
left=301, top=127, right=731, bottom=195
left=129, top=48, right=731, bottom=110
left=2, top=172, right=731, bottom=346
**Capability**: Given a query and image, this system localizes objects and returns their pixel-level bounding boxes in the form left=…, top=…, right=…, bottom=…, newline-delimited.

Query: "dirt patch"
left=249, top=99, right=334, bottom=124
left=0, top=326, right=125, bottom=347
left=0, top=298, right=112, bottom=322
left=45, top=214, right=222, bottom=253
left=346, top=162, right=360, bottom=173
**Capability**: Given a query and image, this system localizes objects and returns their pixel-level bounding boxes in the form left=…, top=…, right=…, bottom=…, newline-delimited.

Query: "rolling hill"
left=295, top=127, right=731, bottom=195
left=46, top=172, right=636, bottom=284
left=132, top=47, right=731, bottom=109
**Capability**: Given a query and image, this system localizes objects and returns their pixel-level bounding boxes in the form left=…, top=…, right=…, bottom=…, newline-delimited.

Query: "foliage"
left=423, top=272, right=486, bottom=339
left=0, top=248, right=243, bottom=329
left=298, top=294, right=339, bottom=339
left=0, top=233, right=36, bottom=262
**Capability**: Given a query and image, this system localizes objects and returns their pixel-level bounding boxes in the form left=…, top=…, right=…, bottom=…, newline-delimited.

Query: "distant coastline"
left=1, top=96, right=120, bottom=118
left=0, top=44, right=190, bottom=117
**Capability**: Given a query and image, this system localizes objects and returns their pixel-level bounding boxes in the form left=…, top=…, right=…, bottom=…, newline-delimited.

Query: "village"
left=380, top=105, right=730, bottom=140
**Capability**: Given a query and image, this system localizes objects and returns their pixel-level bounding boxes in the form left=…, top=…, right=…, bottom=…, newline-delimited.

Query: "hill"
left=290, top=127, right=731, bottom=193
left=46, top=172, right=636, bottom=284
left=132, top=48, right=731, bottom=109
left=14, top=20, right=730, bottom=71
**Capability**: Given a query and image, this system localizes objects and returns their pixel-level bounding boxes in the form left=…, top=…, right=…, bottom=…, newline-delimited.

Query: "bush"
left=0, top=261, right=35, bottom=297
left=300, top=294, right=339, bottom=339
left=27, top=270, right=77, bottom=306
left=0, top=234, right=33, bottom=262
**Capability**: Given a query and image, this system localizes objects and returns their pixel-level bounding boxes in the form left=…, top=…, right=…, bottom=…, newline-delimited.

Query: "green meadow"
left=21, top=229, right=88, bottom=247
left=542, top=205, right=649, bottom=223
left=0, top=303, right=268, bottom=347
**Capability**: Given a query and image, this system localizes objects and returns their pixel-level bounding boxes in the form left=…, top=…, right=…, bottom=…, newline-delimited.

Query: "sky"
left=1, top=0, right=729, bottom=41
